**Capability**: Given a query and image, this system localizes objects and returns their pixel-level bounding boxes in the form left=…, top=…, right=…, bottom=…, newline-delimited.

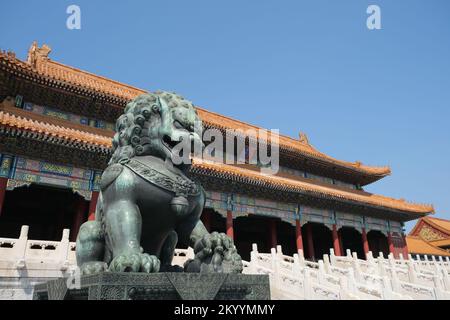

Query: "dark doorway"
left=208, top=209, right=226, bottom=234
left=277, top=220, right=296, bottom=257
left=339, top=227, right=365, bottom=259
left=367, top=230, right=390, bottom=258
left=234, top=215, right=273, bottom=261
left=0, top=184, right=87, bottom=241
left=302, top=222, right=333, bottom=261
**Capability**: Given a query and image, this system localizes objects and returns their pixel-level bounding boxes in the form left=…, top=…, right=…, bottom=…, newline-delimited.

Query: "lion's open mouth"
left=162, top=133, right=201, bottom=162
left=163, top=134, right=188, bottom=159
left=162, top=134, right=179, bottom=150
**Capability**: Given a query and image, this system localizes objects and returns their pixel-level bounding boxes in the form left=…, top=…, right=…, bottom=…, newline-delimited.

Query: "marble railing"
left=1, top=226, right=449, bottom=300
left=0, top=226, right=77, bottom=278
left=0, top=226, right=195, bottom=275
left=243, top=244, right=450, bottom=300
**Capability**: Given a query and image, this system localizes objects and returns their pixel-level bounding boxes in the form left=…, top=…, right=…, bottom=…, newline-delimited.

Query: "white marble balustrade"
left=1, top=226, right=450, bottom=300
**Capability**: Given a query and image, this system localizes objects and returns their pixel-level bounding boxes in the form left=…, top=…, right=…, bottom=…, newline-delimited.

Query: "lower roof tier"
left=406, top=236, right=450, bottom=257
left=0, top=101, right=434, bottom=221
left=191, top=159, right=432, bottom=217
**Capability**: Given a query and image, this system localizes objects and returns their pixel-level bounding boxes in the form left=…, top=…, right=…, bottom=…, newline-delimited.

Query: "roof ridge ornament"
left=299, top=132, right=309, bottom=145
left=5, top=51, right=15, bottom=59
left=27, top=41, right=52, bottom=68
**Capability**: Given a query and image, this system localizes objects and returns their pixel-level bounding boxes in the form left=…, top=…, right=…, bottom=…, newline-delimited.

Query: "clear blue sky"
left=1, top=1, right=449, bottom=231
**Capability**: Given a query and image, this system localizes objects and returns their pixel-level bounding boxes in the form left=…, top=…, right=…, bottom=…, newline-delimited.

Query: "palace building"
left=406, top=217, right=450, bottom=258
left=0, top=42, right=435, bottom=262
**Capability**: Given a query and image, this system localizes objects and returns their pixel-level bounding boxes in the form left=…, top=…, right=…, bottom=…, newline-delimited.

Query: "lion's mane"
left=109, top=91, right=198, bottom=165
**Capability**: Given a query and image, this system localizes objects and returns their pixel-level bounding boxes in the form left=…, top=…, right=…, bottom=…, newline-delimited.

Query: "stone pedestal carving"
left=33, top=272, right=270, bottom=300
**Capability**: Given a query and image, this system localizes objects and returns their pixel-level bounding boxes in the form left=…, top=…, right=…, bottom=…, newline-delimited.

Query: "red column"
left=339, top=232, right=344, bottom=255
left=226, top=210, right=234, bottom=240
left=362, top=228, right=370, bottom=259
left=295, top=220, right=304, bottom=251
left=71, top=199, right=88, bottom=241
left=306, top=223, right=315, bottom=260
left=332, top=224, right=342, bottom=256
left=387, top=232, right=395, bottom=256
left=402, top=233, right=409, bottom=259
left=269, top=219, right=277, bottom=249
left=88, top=191, right=99, bottom=221
left=0, top=177, right=8, bottom=216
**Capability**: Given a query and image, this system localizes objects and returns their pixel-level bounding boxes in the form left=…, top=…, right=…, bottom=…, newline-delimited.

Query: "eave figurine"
left=76, top=92, right=243, bottom=274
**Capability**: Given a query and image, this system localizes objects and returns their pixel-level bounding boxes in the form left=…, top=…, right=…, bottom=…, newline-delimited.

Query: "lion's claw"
left=108, top=253, right=160, bottom=273
left=140, top=253, right=160, bottom=273
left=187, top=232, right=243, bottom=273
left=80, top=261, right=108, bottom=275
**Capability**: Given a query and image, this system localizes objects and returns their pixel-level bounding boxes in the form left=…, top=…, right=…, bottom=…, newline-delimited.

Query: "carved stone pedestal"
left=33, top=272, right=270, bottom=300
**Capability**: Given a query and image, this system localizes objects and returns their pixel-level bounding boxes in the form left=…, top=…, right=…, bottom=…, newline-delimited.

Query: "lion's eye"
left=173, top=120, right=184, bottom=129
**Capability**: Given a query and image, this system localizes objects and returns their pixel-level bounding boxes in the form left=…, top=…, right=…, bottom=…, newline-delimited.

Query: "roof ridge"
left=426, top=216, right=449, bottom=222
left=423, top=217, right=450, bottom=234
left=39, top=58, right=148, bottom=94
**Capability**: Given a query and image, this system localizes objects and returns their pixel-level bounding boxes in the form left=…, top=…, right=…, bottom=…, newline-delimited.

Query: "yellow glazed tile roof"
left=429, top=238, right=450, bottom=248
left=406, top=236, right=450, bottom=257
left=425, top=217, right=450, bottom=234
left=0, top=44, right=391, bottom=178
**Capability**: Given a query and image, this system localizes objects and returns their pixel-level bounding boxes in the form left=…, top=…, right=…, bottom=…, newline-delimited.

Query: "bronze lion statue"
left=76, top=91, right=243, bottom=274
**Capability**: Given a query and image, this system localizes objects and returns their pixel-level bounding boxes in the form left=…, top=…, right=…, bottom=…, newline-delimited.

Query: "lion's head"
left=110, top=91, right=203, bottom=169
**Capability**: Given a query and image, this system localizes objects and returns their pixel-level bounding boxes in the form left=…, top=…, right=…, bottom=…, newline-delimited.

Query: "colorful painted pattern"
left=22, top=101, right=115, bottom=130
left=1, top=152, right=403, bottom=234
left=15, top=157, right=92, bottom=180
left=232, top=194, right=297, bottom=225
left=91, top=171, right=102, bottom=191
left=336, top=211, right=364, bottom=232
left=305, top=172, right=334, bottom=184
left=0, top=154, right=13, bottom=178
left=389, top=220, right=403, bottom=234
left=3, top=155, right=99, bottom=198
left=15, top=95, right=23, bottom=107
left=204, top=191, right=297, bottom=224
left=333, top=179, right=357, bottom=190
left=301, top=206, right=335, bottom=229
left=279, top=166, right=305, bottom=178
left=204, top=191, right=229, bottom=217
left=365, top=216, right=389, bottom=235
left=95, top=120, right=116, bottom=131
left=204, top=190, right=399, bottom=232
left=279, top=165, right=357, bottom=190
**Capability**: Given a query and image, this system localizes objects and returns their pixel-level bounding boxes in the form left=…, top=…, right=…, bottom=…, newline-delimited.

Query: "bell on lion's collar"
left=171, top=195, right=189, bottom=216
